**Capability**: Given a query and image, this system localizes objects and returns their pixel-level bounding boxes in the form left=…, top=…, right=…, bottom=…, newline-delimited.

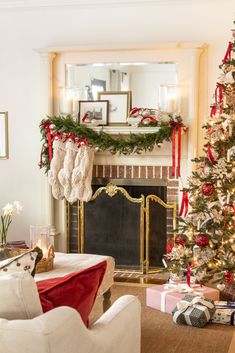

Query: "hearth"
left=67, top=176, right=177, bottom=273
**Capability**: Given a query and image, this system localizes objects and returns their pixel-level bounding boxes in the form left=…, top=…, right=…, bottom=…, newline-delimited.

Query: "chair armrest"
left=90, top=295, right=141, bottom=353
left=0, top=307, right=90, bottom=353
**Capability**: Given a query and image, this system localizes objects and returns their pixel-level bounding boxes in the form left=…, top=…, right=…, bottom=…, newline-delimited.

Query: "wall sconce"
left=30, top=225, right=54, bottom=273
left=158, top=84, right=180, bottom=114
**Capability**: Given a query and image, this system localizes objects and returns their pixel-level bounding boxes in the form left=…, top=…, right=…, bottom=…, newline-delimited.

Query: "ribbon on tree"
left=215, top=84, right=223, bottom=114
left=223, top=203, right=235, bottom=228
left=82, top=113, right=89, bottom=122
left=222, top=42, right=233, bottom=64
left=210, top=104, right=217, bottom=118
left=170, top=121, right=183, bottom=177
left=179, top=189, right=189, bottom=217
left=186, top=263, right=191, bottom=287
left=40, top=121, right=53, bottom=162
left=207, top=144, right=217, bottom=164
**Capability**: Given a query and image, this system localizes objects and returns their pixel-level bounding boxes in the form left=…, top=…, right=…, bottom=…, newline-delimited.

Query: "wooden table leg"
left=103, top=288, right=112, bottom=312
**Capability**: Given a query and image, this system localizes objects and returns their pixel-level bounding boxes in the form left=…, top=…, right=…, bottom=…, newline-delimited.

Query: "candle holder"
left=30, top=225, right=54, bottom=273
left=159, top=84, right=179, bottom=114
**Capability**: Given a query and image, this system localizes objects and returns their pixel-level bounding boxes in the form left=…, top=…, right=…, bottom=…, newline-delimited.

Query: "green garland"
left=39, top=114, right=185, bottom=173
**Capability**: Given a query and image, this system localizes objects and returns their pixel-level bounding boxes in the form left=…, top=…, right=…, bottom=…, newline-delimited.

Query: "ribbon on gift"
left=160, top=284, right=203, bottom=312
left=173, top=296, right=214, bottom=326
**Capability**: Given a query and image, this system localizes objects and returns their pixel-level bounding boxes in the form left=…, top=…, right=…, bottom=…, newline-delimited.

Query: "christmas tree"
left=165, top=25, right=235, bottom=287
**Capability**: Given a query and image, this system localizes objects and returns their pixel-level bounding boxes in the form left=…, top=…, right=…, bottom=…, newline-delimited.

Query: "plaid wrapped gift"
left=172, top=295, right=215, bottom=328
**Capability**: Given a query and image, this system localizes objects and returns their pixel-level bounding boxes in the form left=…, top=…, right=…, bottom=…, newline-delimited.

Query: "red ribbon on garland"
left=223, top=204, right=235, bottom=228
left=215, top=84, right=223, bottom=114
left=40, top=121, right=53, bottom=162
left=222, top=42, right=233, bottom=64
left=186, top=263, right=191, bottom=287
left=179, top=189, right=189, bottom=218
left=207, top=144, right=217, bottom=165
left=77, top=138, right=90, bottom=147
left=170, top=121, right=183, bottom=177
left=82, top=113, right=89, bottom=122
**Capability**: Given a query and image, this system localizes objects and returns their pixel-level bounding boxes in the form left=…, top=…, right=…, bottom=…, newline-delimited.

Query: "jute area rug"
left=90, top=283, right=234, bottom=353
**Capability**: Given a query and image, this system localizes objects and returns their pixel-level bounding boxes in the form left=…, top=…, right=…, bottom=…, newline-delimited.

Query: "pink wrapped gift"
left=146, top=284, right=220, bottom=313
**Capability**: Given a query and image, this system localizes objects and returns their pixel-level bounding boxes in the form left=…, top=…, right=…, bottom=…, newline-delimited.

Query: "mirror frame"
left=0, top=111, right=9, bottom=160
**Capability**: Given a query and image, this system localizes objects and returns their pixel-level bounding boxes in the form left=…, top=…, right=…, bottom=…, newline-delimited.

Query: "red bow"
left=77, top=138, right=89, bottom=147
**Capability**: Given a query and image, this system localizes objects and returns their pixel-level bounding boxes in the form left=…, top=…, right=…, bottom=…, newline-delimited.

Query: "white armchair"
left=0, top=295, right=141, bottom=353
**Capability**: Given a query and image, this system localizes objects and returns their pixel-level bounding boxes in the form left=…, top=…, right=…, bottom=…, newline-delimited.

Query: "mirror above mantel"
left=37, top=42, right=207, bottom=251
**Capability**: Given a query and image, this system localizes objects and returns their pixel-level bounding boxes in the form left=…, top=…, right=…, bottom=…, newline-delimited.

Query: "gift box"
left=146, top=284, right=219, bottom=313
left=172, top=295, right=215, bottom=328
left=211, top=308, right=235, bottom=325
left=214, top=301, right=235, bottom=308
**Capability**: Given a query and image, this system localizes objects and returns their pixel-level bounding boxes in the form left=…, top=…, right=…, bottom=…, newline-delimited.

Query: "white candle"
left=168, top=98, right=175, bottom=113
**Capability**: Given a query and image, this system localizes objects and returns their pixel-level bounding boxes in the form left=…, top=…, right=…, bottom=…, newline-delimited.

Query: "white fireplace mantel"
left=37, top=42, right=207, bottom=252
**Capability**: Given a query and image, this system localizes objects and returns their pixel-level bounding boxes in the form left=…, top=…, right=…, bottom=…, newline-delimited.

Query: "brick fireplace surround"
left=92, top=164, right=179, bottom=205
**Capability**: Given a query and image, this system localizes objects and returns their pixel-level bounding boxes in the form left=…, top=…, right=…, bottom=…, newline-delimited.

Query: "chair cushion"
left=36, top=260, right=107, bottom=326
left=0, top=247, right=43, bottom=277
left=0, top=271, right=43, bottom=319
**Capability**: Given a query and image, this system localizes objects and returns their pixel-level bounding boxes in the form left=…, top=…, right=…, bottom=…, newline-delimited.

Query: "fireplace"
left=67, top=164, right=178, bottom=273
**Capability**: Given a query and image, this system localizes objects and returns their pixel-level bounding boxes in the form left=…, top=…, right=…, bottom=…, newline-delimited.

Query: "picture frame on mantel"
left=98, top=91, right=132, bottom=125
left=0, top=112, right=9, bottom=159
left=79, top=100, right=109, bottom=126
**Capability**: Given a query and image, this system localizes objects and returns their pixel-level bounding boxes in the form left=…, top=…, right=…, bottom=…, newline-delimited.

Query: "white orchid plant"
left=0, top=201, right=22, bottom=246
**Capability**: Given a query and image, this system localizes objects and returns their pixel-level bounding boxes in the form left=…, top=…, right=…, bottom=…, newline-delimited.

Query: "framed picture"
left=0, top=112, right=8, bottom=159
left=79, top=100, right=109, bottom=126
left=98, top=91, right=131, bottom=125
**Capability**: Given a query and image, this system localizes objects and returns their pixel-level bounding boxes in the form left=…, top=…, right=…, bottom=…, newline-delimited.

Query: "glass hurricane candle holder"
left=30, top=225, right=50, bottom=257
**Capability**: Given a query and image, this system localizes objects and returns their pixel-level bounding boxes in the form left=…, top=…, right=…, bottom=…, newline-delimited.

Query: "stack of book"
left=6, top=240, right=29, bottom=249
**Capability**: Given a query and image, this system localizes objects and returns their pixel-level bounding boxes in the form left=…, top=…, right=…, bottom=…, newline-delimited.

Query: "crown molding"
left=0, top=0, right=224, bottom=9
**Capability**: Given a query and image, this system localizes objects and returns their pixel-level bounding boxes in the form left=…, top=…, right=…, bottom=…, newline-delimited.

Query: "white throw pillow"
left=0, top=248, right=42, bottom=276
left=0, top=271, right=43, bottom=319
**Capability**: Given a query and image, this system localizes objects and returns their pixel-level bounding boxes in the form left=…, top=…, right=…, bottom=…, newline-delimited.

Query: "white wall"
left=0, top=0, right=234, bottom=242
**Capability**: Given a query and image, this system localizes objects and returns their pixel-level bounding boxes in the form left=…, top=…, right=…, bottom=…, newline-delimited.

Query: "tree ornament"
left=195, top=234, right=209, bottom=247
left=175, top=235, right=186, bottom=246
left=217, top=283, right=226, bottom=291
left=224, top=271, right=232, bottom=284
left=202, top=183, right=215, bottom=196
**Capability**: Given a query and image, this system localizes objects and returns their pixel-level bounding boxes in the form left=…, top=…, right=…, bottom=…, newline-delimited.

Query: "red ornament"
left=224, top=271, right=232, bottom=284
left=166, top=239, right=174, bottom=254
left=202, top=183, right=215, bottom=196
left=175, top=235, right=186, bottom=246
left=195, top=234, right=209, bottom=247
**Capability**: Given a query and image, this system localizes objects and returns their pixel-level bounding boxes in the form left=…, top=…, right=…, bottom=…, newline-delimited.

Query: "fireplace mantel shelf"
left=86, top=125, right=160, bottom=135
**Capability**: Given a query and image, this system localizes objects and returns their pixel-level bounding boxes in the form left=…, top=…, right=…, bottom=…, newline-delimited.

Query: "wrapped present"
left=215, top=301, right=235, bottom=308
left=172, top=295, right=215, bottom=328
left=211, top=308, right=235, bottom=325
left=146, top=284, right=219, bottom=313
left=220, top=281, right=235, bottom=301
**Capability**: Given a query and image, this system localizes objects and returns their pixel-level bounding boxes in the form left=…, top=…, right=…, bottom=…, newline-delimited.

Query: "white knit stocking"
left=48, top=139, right=66, bottom=200
left=70, top=145, right=94, bottom=202
left=58, top=141, right=78, bottom=201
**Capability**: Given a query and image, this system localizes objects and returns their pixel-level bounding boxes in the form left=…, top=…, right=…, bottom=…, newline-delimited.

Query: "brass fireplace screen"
left=66, top=183, right=176, bottom=273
